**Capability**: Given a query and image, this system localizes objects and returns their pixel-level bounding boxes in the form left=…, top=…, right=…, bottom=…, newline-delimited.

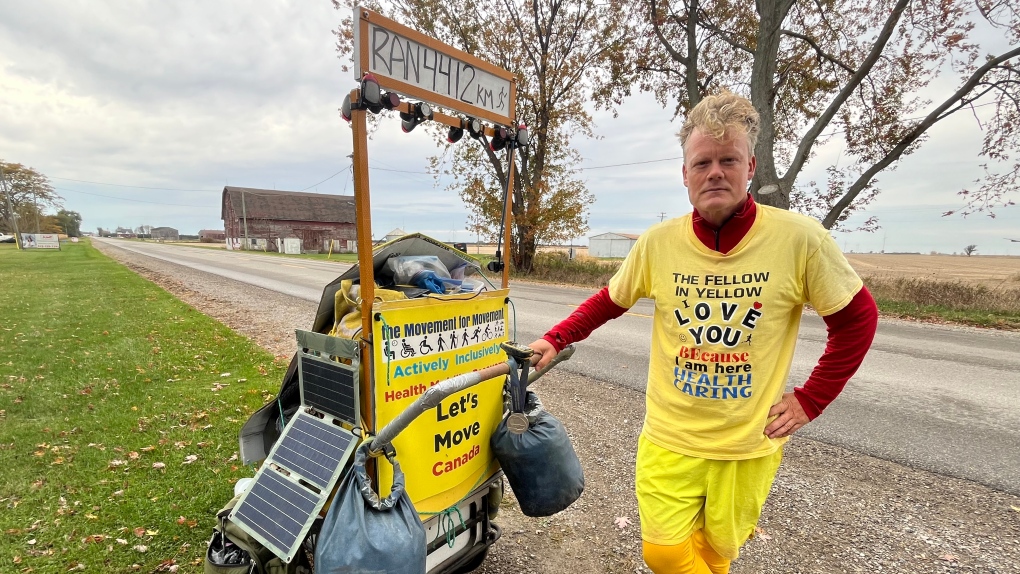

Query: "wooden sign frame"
left=346, top=6, right=518, bottom=438
left=353, top=8, right=516, bottom=127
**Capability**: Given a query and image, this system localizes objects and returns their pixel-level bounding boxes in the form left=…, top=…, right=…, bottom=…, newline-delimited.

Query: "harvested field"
left=845, top=253, right=1020, bottom=288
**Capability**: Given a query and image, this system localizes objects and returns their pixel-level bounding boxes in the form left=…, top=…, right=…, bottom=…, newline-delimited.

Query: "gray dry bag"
left=314, top=443, right=427, bottom=574
left=491, top=391, right=584, bottom=517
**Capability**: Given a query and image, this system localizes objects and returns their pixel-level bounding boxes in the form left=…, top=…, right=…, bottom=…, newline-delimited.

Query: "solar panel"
left=299, top=355, right=358, bottom=426
left=230, top=410, right=358, bottom=563
left=271, top=411, right=352, bottom=489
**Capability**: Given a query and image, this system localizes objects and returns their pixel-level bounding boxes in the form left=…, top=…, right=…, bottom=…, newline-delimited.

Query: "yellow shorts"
left=635, top=434, right=783, bottom=560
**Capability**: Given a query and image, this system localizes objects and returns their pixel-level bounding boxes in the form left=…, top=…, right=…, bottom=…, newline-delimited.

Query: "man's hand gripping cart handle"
left=366, top=343, right=575, bottom=455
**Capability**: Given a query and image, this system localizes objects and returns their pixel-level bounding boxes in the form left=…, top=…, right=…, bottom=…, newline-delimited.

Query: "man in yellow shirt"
left=529, top=91, right=878, bottom=573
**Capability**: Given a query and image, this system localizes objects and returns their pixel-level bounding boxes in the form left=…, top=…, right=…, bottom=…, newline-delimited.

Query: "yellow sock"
left=692, top=529, right=731, bottom=574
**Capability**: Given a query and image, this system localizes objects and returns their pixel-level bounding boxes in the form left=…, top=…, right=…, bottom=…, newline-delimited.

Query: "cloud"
left=0, top=0, right=1017, bottom=254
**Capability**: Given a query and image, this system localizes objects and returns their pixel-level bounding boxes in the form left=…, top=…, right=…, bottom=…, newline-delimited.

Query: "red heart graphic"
left=753, top=302, right=762, bottom=309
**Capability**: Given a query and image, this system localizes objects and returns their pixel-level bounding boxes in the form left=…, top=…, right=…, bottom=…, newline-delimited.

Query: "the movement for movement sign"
left=372, top=290, right=509, bottom=512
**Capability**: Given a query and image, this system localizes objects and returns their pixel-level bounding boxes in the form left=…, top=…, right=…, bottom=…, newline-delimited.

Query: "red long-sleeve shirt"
left=543, top=196, right=878, bottom=420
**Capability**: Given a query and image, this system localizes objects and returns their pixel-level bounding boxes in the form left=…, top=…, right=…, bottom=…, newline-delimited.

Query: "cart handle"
left=367, top=344, right=575, bottom=455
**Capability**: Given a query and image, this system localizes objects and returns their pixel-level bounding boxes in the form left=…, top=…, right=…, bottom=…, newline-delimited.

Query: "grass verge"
left=863, top=275, right=1020, bottom=329
left=0, top=242, right=288, bottom=573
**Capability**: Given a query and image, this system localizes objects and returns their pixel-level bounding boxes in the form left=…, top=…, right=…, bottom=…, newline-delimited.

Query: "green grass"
left=0, top=242, right=288, bottom=573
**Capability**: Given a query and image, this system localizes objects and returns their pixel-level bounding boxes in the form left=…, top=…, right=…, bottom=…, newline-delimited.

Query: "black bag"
left=205, top=494, right=306, bottom=574
left=314, top=443, right=427, bottom=574
left=491, top=391, right=584, bottom=517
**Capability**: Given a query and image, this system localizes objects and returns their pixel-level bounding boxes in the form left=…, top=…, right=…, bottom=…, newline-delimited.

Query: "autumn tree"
left=55, top=210, right=83, bottom=237
left=333, top=0, right=633, bottom=271
left=0, top=161, right=62, bottom=234
left=634, top=0, right=1020, bottom=230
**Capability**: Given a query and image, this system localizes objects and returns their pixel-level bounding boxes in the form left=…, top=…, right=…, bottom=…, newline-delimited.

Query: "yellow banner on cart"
left=372, top=290, right=509, bottom=510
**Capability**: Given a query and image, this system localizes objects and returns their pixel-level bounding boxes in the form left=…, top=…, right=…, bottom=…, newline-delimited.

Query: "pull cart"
left=217, top=7, right=570, bottom=573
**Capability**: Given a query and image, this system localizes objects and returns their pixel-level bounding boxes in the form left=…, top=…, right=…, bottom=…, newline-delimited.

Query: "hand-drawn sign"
left=353, top=8, right=515, bottom=126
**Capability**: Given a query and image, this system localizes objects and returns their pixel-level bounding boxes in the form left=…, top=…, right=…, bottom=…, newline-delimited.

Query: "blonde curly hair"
left=678, top=90, right=760, bottom=156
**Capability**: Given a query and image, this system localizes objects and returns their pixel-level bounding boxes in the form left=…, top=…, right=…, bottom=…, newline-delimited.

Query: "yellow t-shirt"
left=609, top=205, right=862, bottom=460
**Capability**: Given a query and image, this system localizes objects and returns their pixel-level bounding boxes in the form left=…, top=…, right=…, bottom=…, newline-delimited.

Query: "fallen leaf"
left=133, top=544, right=148, bottom=552
left=182, top=455, right=198, bottom=465
left=177, top=516, right=198, bottom=529
left=128, top=451, right=140, bottom=460
left=152, top=462, right=166, bottom=471
left=116, top=539, right=128, bottom=545
left=146, top=529, right=159, bottom=536
left=133, top=527, right=145, bottom=538
left=1011, top=505, right=1020, bottom=513
left=613, top=516, right=631, bottom=529
left=754, top=526, right=772, bottom=542
left=940, top=554, right=958, bottom=562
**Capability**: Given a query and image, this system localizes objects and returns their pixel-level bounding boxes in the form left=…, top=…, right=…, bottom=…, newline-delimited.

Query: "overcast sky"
left=2, top=1, right=1018, bottom=255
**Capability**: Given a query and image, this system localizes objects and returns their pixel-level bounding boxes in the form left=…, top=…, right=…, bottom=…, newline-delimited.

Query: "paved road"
left=97, top=238, right=1020, bottom=494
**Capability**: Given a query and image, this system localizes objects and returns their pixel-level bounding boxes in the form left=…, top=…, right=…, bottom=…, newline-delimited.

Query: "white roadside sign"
left=20, top=233, right=61, bottom=249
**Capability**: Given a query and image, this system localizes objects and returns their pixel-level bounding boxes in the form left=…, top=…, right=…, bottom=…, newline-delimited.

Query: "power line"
left=584, top=156, right=683, bottom=170
left=299, top=164, right=352, bottom=191
left=49, top=176, right=216, bottom=192
left=53, top=186, right=217, bottom=208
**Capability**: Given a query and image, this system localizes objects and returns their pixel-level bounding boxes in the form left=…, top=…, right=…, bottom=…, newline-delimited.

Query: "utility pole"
left=658, top=212, right=667, bottom=222
left=0, top=165, right=22, bottom=248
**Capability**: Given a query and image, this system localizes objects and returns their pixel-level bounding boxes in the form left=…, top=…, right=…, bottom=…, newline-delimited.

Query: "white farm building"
left=589, top=232, right=640, bottom=258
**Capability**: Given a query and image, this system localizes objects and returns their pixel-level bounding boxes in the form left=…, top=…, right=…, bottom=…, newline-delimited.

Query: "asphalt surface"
left=94, top=238, right=1020, bottom=494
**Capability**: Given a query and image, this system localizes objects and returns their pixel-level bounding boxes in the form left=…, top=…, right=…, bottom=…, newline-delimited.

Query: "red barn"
left=221, top=187, right=357, bottom=253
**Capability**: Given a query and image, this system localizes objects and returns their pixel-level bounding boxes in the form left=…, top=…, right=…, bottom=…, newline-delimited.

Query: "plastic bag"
left=490, top=391, right=585, bottom=517
left=314, top=443, right=427, bottom=574
left=205, top=530, right=252, bottom=574
left=384, top=256, right=454, bottom=293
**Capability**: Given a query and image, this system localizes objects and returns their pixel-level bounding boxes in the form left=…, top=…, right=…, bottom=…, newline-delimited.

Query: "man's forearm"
left=543, top=287, right=629, bottom=351
left=794, top=286, right=879, bottom=420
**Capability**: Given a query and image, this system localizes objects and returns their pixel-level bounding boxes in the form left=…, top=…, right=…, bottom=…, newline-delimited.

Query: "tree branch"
left=821, top=44, right=1020, bottom=228
left=696, top=11, right=755, bottom=55
left=648, top=0, right=688, bottom=66
left=780, top=28, right=855, bottom=74
left=782, top=0, right=910, bottom=187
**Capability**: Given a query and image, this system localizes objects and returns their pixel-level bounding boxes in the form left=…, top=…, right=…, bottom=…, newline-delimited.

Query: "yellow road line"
left=281, top=263, right=307, bottom=269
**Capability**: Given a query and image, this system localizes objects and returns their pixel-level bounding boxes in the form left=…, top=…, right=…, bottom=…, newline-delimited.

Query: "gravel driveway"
left=94, top=241, right=1020, bottom=574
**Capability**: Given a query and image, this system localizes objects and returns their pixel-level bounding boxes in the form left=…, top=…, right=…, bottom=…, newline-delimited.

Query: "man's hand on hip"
left=765, top=393, right=810, bottom=439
